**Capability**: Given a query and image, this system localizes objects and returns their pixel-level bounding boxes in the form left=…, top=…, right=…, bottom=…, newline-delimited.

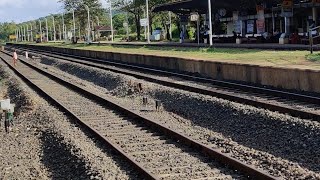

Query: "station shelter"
left=153, top=0, right=320, bottom=44
left=93, top=26, right=115, bottom=41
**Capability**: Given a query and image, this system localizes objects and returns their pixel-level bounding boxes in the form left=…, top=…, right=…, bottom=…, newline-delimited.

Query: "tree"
left=114, top=0, right=171, bottom=40
left=0, top=22, right=17, bottom=42
left=59, top=0, right=104, bottom=38
left=114, top=0, right=144, bottom=40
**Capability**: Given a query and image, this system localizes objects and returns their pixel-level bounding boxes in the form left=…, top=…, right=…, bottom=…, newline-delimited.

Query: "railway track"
left=8, top=45, right=320, bottom=122
left=0, top=51, right=278, bottom=179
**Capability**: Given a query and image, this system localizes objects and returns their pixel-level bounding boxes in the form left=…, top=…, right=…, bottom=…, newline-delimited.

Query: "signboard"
left=0, top=99, right=10, bottom=110
left=281, top=6, right=293, bottom=17
left=123, top=22, right=128, bottom=27
left=256, top=5, right=264, bottom=20
left=247, top=20, right=254, bottom=33
left=256, top=19, right=265, bottom=34
left=9, top=35, right=16, bottom=40
left=234, top=20, right=242, bottom=33
left=190, top=13, right=199, bottom=22
left=140, top=18, right=148, bottom=27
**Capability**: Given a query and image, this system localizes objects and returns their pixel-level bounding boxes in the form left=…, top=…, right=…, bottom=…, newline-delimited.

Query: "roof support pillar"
left=208, top=0, right=213, bottom=46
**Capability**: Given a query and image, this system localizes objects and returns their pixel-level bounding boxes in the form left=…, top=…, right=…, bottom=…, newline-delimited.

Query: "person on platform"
left=291, top=29, right=300, bottom=44
left=273, top=29, right=280, bottom=36
left=180, top=30, right=184, bottom=43
left=271, top=29, right=281, bottom=42
left=12, top=50, right=18, bottom=67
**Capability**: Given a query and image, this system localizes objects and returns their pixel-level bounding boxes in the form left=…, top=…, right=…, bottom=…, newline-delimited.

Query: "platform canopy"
left=153, top=0, right=284, bottom=13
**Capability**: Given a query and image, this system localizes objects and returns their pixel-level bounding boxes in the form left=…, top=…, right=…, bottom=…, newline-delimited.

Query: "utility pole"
left=30, top=23, right=33, bottom=42
left=52, top=16, right=56, bottom=41
left=58, top=24, right=61, bottom=40
left=143, top=8, right=146, bottom=39
left=126, top=12, right=129, bottom=41
left=169, top=11, right=172, bottom=40
left=91, top=20, right=95, bottom=41
left=79, top=23, right=81, bottom=39
left=72, top=9, right=76, bottom=39
left=26, top=24, right=29, bottom=41
left=23, top=26, right=26, bottom=41
left=21, top=27, right=23, bottom=41
left=62, top=13, right=65, bottom=40
left=84, top=5, right=91, bottom=43
left=39, top=20, right=42, bottom=42
left=45, top=18, right=49, bottom=42
left=109, top=0, right=114, bottom=42
left=146, top=0, right=150, bottom=43
left=19, top=27, right=21, bottom=41
left=208, top=0, right=213, bottom=46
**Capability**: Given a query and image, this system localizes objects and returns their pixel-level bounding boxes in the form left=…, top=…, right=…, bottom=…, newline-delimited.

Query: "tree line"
left=0, top=0, right=179, bottom=42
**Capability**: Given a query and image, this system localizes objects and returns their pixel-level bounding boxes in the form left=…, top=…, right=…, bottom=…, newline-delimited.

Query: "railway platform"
left=90, top=41, right=319, bottom=51
left=7, top=43, right=320, bottom=94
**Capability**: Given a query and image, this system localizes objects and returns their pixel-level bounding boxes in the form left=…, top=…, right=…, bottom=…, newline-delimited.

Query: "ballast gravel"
left=35, top=55, right=320, bottom=179
left=0, top=60, right=138, bottom=179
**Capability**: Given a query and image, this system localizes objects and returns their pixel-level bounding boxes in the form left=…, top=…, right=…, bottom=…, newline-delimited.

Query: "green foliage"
left=113, top=13, right=126, bottom=30
left=114, top=0, right=173, bottom=40
left=59, top=0, right=104, bottom=34
left=171, top=25, right=179, bottom=39
left=306, top=53, right=320, bottom=62
left=187, top=27, right=196, bottom=40
left=0, top=22, right=17, bottom=42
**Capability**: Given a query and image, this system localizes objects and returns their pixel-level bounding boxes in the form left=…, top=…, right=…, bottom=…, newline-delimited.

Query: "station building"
left=153, top=0, right=320, bottom=44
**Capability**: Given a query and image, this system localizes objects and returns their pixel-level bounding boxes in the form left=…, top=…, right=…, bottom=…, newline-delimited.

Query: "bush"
left=172, top=27, right=180, bottom=39
left=306, top=53, right=320, bottom=62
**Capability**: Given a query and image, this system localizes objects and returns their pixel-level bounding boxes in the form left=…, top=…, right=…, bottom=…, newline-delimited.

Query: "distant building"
left=153, top=0, right=320, bottom=44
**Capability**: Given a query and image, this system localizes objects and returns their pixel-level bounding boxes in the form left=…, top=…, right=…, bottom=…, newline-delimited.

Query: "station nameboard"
left=140, top=18, right=148, bottom=27
left=282, top=0, right=293, bottom=7
left=190, top=13, right=199, bottom=22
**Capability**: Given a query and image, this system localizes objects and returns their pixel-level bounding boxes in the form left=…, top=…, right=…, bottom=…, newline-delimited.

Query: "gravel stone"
left=34, top=55, right=320, bottom=179
left=0, top=60, right=138, bottom=179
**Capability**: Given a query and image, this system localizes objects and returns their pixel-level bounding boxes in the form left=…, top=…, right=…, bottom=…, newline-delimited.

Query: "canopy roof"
left=153, top=0, right=289, bottom=13
left=94, top=26, right=112, bottom=31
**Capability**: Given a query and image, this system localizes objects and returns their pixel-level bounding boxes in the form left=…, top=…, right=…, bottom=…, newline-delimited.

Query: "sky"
left=0, top=0, right=109, bottom=23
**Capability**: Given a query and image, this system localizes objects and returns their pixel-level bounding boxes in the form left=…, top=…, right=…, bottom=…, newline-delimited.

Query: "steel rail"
left=7, top=46, right=320, bottom=122
left=0, top=51, right=279, bottom=180
left=8, top=43, right=320, bottom=105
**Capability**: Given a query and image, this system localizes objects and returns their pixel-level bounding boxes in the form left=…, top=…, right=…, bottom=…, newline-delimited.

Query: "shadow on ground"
left=40, top=130, right=97, bottom=179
